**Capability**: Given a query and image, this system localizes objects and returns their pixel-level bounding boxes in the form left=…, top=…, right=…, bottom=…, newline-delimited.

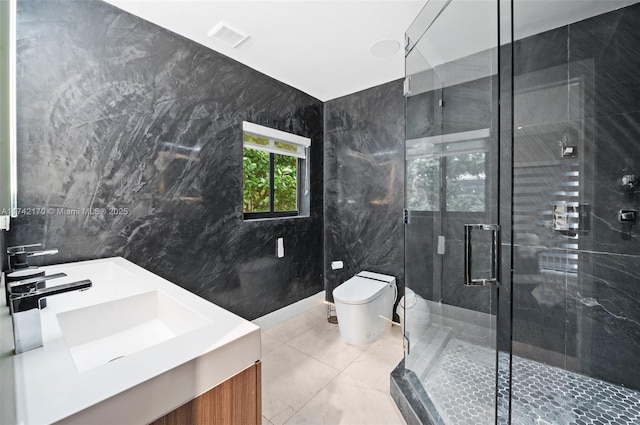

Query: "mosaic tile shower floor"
left=422, top=339, right=640, bottom=425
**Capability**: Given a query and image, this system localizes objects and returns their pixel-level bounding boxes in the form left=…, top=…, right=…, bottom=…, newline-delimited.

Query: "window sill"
left=243, top=214, right=309, bottom=223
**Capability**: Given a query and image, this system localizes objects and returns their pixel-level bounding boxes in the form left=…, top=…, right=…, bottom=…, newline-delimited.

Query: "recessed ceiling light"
left=207, top=21, right=250, bottom=48
left=369, top=39, right=400, bottom=58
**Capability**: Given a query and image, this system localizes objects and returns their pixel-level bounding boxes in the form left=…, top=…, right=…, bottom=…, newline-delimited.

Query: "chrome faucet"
left=5, top=244, right=60, bottom=307
left=9, top=278, right=92, bottom=354
left=6, top=243, right=59, bottom=269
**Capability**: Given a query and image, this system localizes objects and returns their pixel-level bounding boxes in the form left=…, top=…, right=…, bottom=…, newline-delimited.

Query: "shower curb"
left=390, top=359, right=445, bottom=425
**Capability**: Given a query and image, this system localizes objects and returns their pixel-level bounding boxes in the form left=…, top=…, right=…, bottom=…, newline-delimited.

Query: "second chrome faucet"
left=8, top=274, right=92, bottom=354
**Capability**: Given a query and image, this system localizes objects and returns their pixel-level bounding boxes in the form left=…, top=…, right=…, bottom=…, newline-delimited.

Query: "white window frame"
left=242, top=121, right=311, bottom=220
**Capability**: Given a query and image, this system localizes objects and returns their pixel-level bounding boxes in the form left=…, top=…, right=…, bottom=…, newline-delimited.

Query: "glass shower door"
left=508, top=1, right=640, bottom=423
left=403, top=0, right=505, bottom=423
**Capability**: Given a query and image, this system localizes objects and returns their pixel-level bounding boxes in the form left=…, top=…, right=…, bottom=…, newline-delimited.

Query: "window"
left=242, top=122, right=310, bottom=219
left=406, top=129, right=488, bottom=212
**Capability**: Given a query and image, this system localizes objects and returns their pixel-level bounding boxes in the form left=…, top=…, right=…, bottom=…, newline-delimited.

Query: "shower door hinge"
left=403, top=209, right=410, bottom=224
left=439, top=99, right=445, bottom=107
left=404, top=77, right=411, bottom=96
left=403, top=334, right=410, bottom=355
left=405, top=34, right=415, bottom=53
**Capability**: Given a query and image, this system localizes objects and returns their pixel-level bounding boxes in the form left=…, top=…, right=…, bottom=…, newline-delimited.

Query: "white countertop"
left=0, top=257, right=261, bottom=425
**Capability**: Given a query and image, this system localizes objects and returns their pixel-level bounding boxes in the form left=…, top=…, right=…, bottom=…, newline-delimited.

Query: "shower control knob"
left=621, top=174, right=638, bottom=191
left=619, top=209, right=637, bottom=223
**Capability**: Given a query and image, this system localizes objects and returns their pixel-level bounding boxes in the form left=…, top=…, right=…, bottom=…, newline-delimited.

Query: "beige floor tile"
left=283, top=373, right=406, bottom=425
left=269, top=407, right=298, bottom=425
left=380, top=323, right=404, bottom=342
left=307, top=302, right=331, bottom=320
left=387, top=392, right=407, bottom=424
left=263, top=416, right=275, bottom=425
left=287, top=325, right=367, bottom=371
left=262, top=344, right=340, bottom=425
left=264, top=309, right=330, bottom=343
left=262, top=331, right=284, bottom=356
left=342, top=335, right=403, bottom=393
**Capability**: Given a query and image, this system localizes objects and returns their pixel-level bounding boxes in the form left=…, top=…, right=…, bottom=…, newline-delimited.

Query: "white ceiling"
left=103, top=0, right=426, bottom=102
left=104, top=0, right=640, bottom=102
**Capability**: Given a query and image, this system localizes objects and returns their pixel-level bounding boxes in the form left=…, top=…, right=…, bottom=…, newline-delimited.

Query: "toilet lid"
left=333, top=276, right=390, bottom=305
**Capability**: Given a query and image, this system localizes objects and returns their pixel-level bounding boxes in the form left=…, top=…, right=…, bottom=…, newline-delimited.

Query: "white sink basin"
left=2, top=257, right=261, bottom=425
left=57, top=290, right=211, bottom=373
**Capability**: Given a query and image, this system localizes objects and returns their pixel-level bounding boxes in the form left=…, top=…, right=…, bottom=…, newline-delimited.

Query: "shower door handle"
left=464, top=224, right=500, bottom=287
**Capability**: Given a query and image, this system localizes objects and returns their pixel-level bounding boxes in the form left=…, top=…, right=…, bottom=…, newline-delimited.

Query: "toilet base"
left=335, top=288, right=394, bottom=345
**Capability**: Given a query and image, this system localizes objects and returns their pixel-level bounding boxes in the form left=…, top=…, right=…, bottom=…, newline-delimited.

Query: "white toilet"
left=332, top=271, right=397, bottom=345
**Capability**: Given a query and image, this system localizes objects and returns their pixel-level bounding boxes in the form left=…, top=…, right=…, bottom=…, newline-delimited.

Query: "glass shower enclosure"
left=396, top=0, right=640, bottom=424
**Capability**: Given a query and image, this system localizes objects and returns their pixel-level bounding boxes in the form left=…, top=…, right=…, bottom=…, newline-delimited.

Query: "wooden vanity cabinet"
left=149, top=361, right=261, bottom=425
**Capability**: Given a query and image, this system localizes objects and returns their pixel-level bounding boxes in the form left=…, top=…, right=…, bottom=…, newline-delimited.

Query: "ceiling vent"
left=207, top=21, right=250, bottom=48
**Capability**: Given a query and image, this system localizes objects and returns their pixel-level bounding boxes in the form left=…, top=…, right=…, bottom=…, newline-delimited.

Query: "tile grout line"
left=284, top=328, right=368, bottom=371
left=263, top=312, right=405, bottom=424
left=273, top=316, right=361, bottom=424
left=271, top=340, right=341, bottom=425
left=280, top=370, right=344, bottom=425
left=267, top=331, right=342, bottom=424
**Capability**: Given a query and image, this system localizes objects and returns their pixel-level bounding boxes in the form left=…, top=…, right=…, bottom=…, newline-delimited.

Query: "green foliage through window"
left=445, top=153, right=485, bottom=212
left=274, top=154, right=297, bottom=211
left=243, top=149, right=270, bottom=212
left=406, top=150, right=485, bottom=212
left=243, top=148, right=298, bottom=216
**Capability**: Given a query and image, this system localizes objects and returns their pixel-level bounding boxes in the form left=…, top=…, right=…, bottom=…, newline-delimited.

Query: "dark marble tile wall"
left=497, top=40, right=514, bottom=378
left=323, top=81, right=405, bottom=311
left=510, top=1, right=640, bottom=390
left=406, top=76, right=494, bottom=139
left=510, top=58, right=580, bottom=362
left=514, top=26, right=568, bottom=76
left=568, top=3, right=640, bottom=390
left=404, top=211, right=437, bottom=302
left=8, top=0, right=324, bottom=320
